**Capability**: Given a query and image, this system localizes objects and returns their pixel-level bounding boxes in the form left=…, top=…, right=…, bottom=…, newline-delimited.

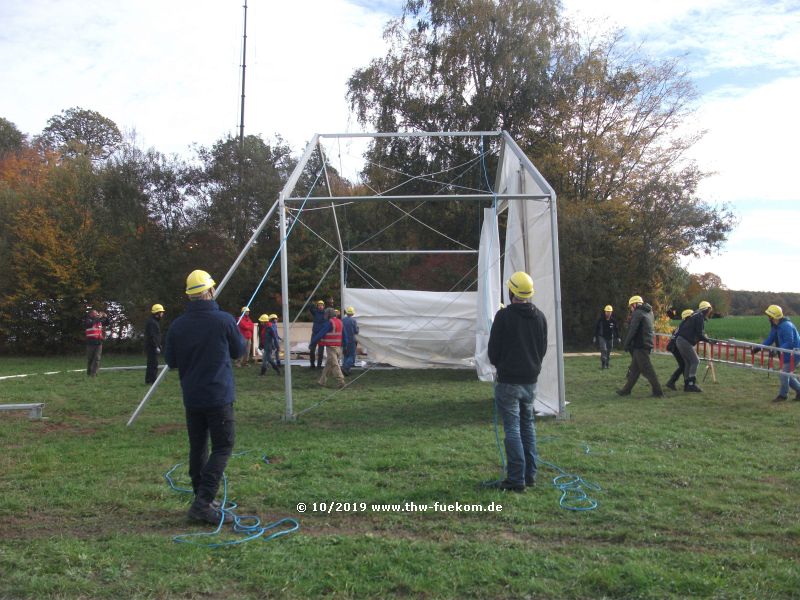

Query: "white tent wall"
left=495, top=134, right=565, bottom=416
left=345, top=288, right=478, bottom=369
left=475, top=207, right=501, bottom=381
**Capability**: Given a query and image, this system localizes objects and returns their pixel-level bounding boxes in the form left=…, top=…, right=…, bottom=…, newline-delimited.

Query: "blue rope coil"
left=164, top=451, right=299, bottom=548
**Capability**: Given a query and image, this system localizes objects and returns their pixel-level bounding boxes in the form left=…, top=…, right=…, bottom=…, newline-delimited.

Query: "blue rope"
left=485, top=405, right=602, bottom=511
left=164, top=451, right=299, bottom=547
left=236, top=168, right=325, bottom=325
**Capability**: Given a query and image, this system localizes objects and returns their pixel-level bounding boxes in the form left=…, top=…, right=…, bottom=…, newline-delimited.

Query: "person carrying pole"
left=164, top=269, right=245, bottom=525
left=675, top=300, right=715, bottom=392
left=236, top=307, right=254, bottom=367
left=144, top=304, right=166, bottom=384
left=593, top=304, right=620, bottom=369
left=665, top=309, right=693, bottom=390
left=617, top=295, right=663, bottom=397
left=755, top=305, right=800, bottom=403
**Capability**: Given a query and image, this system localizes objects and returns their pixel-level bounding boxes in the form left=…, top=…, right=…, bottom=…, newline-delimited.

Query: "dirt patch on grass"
left=151, top=423, right=183, bottom=435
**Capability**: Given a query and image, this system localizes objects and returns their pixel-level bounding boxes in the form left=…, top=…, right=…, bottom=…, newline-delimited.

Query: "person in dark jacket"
left=144, top=304, right=165, bottom=384
left=84, top=309, right=108, bottom=377
left=757, top=304, right=800, bottom=402
left=593, top=305, right=620, bottom=369
left=341, top=306, right=359, bottom=375
left=617, top=295, right=663, bottom=397
left=675, top=300, right=714, bottom=392
left=665, top=309, right=693, bottom=390
left=308, top=300, right=327, bottom=368
left=258, top=313, right=282, bottom=376
left=487, top=271, right=548, bottom=493
left=165, top=269, right=245, bottom=525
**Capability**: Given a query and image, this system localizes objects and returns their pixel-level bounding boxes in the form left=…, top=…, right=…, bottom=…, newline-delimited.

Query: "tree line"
left=1, top=0, right=739, bottom=354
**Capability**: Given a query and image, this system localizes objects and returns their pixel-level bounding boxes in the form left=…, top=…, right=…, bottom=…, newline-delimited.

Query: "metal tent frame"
left=128, top=130, right=565, bottom=426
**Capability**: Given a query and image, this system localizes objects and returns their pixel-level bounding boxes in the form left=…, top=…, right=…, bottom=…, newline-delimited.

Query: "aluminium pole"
left=548, top=190, right=567, bottom=418
left=279, top=192, right=294, bottom=421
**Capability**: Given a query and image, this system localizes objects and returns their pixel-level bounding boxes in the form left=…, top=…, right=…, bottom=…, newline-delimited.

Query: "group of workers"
left=230, top=307, right=283, bottom=375
left=81, top=266, right=799, bottom=516
left=594, top=297, right=800, bottom=403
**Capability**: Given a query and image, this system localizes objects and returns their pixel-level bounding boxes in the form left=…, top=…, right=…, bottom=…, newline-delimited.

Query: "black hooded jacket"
left=488, top=301, right=548, bottom=384
left=623, top=303, right=654, bottom=351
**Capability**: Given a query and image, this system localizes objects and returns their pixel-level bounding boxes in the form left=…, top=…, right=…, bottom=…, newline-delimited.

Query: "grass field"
left=1, top=353, right=798, bottom=599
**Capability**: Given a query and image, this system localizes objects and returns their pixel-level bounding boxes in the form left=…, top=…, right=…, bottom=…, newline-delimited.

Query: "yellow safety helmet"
left=185, top=270, right=215, bottom=295
left=765, top=304, right=784, bottom=320
left=240, top=306, right=250, bottom=314
left=507, top=271, right=534, bottom=299
left=269, top=313, right=278, bottom=320
left=628, top=295, right=643, bottom=306
left=603, top=305, right=613, bottom=312
left=345, top=306, right=355, bottom=315
left=258, top=314, right=269, bottom=323
left=698, top=300, right=712, bottom=311
left=316, top=300, right=325, bottom=306
left=681, top=309, right=694, bottom=320
left=151, top=304, right=165, bottom=314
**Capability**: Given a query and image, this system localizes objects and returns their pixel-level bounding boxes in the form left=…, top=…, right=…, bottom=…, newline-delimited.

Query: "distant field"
left=670, top=315, right=767, bottom=342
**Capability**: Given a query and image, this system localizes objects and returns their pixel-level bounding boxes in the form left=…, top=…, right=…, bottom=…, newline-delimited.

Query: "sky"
left=1, top=0, right=798, bottom=293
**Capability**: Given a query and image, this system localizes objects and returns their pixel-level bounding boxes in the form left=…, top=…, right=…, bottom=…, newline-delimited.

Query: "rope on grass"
left=484, top=407, right=602, bottom=511
left=164, top=451, right=299, bottom=548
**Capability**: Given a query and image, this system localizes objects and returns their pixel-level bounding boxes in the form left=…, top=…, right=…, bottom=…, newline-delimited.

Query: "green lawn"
left=1, top=354, right=798, bottom=599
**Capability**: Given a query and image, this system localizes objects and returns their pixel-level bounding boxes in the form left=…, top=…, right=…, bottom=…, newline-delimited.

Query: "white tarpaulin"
left=475, top=207, right=501, bottom=381
left=344, top=288, right=478, bottom=369
left=498, top=150, right=561, bottom=415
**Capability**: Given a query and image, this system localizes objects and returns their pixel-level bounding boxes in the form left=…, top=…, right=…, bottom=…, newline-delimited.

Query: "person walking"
left=674, top=300, right=715, bottom=392
left=665, top=309, right=694, bottom=390
left=236, top=307, right=254, bottom=367
left=593, top=305, right=620, bottom=369
left=144, top=304, right=165, bottom=384
left=756, top=305, right=800, bottom=403
left=487, top=271, right=548, bottom=493
left=165, top=269, right=245, bottom=525
left=308, top=300, right=327, bottom=368
left=84, top=309, right=108, bottom=377
left=341, top=306, right=359, bottom=376
left=310, top=312, right=345, bottom=388
left=258, top=313, right=282, bottom=376
left=617, top=295, right=663, bottom=397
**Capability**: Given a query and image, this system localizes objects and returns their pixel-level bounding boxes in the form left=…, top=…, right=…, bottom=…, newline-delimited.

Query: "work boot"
left=684, top=377, right=702, bottom=393
left=794, top=391, right=800, bottom=401
left=187, top=500, right=233, bottom=525
left=525, top=476, right=536, bottom=487
left=665, top=379, right=677, bottom=391
left=772, top=394, right=788, bottom=403
left=273, top=364, right=281, bottom=374
left=489, top=479, right=526, bottom=493
left=616, top=389, right=631, bottom=396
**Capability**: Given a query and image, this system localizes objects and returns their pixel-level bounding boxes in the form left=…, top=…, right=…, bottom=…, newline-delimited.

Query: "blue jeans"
left=342, top=341, right=357, bottom=372
left=495, top=382, right=537, bottom=486
left=778, top=360, right=800, bottom=397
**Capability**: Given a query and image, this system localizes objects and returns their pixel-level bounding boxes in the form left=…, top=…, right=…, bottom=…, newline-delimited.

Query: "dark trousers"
left=308, top=341, right=324, bottom=367
left=145, top=348, right=159, bottom=384
left=86, top=344, right=102, bottom=377
left=667, top=347, right=686, bottom=385
left=620, top=348, right=663, bottom=395
left=185, top=403, right=235, bottom=504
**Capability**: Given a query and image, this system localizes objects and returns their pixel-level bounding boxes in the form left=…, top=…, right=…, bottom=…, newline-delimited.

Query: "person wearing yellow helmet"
left=259, top=314, right=282, bottom=376
left=665, top=309, right=695, bottom=391
left=308, top=299, right=328, bottom=369
left=757, top=305, right=800, bottom=402
left=487, top=271, right=547, bottom=492
left=164, top=269, right=246, bottom=525
left=309, top=308, right=346, bottom=388
left=673, top=301, right=715, bottom=393
left=593, top=305, right=620, bottom=370
left=84, top=308, right=108, bottom=377
left=341, top=306, right=359, bottom=376
left=617, top=295, right=663, bottom=397
left=144, top=303, right=166, bottom=384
